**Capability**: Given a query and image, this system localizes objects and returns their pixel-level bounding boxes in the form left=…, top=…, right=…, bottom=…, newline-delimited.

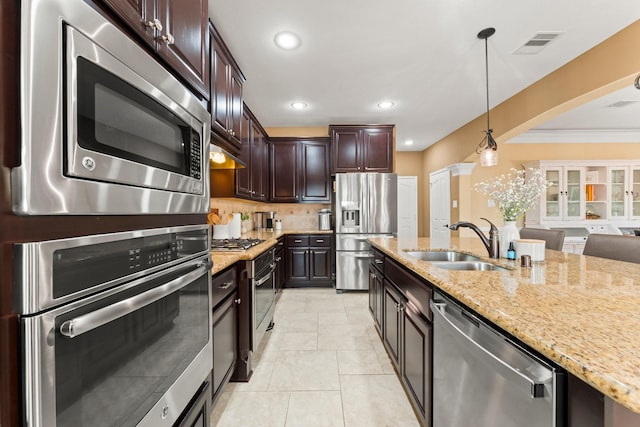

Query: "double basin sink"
left=405, top=251, right=510, bottom=272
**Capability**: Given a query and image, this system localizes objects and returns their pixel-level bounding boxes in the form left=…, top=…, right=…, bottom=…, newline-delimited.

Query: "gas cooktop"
left=210, top=238, right=264, bottom=251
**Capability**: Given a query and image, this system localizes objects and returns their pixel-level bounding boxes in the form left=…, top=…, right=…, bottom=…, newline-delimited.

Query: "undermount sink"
left=405, top=251, right=482, bottom=262
left=430, top=261, right=511, bottom=272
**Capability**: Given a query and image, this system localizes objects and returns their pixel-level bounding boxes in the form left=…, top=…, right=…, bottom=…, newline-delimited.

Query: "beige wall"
left=266, top=126, right=329, bottom=137
left=420, top=20, right=640, bottom=235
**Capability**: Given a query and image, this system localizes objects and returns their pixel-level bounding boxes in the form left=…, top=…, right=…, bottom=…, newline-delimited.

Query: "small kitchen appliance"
left=318, top=209, right=332, bottom=230
left=264, top=211, right=276, bottom=230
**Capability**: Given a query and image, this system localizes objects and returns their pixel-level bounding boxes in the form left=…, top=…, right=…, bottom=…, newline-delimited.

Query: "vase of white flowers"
left=474, top=168, right=551, bottom=257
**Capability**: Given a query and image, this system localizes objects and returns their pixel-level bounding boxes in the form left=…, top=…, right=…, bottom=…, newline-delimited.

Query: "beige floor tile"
left=345, top=310, right=374, bottom=325
left=285, top=391, right=344, bottom=427
left=337, top=350, right=384, bottom=375
left=275, top=312, right=318, bottom=333
left=212, top=391, right=290, bottom=427
left=268, top=350, right=340, bottom=391
left=318, top=312, right=349, bottom=325
left=317, top=323, right=373, bottom=351
left=255, top=330, right=284, bottom=364
left=232, top=361, right=274, bottom=392
left=340, top=375, right=420, bottom=427
left=280, top=332, right=318, bottom=350
left=305, top=298, right=347, bottom=313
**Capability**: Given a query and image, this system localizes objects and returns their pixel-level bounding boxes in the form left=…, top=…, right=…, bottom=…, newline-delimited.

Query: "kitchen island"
left=369, top=236, right=640, bottom=426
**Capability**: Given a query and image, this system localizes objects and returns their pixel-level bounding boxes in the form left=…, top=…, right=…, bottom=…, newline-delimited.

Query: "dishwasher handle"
left=430, top=300, right=547, bottom=399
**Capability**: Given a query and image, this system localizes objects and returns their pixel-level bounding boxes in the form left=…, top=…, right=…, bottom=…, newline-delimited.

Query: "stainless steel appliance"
left=13, top=0, right=210, bottom=215
left=249, top=248, right=276, bottom=349
left=15, top=225, right=213, bottom=427
left=318, top=209, right=332, bottom=230
left=431, top=291, right=566, bottom=427
left=335, top=173, right=397, bottom=291
left=264, top=211, right=277, bottom=230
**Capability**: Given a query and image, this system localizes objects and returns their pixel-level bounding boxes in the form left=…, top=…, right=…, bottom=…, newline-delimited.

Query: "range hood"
left=209, top=144, right=246, bottom=169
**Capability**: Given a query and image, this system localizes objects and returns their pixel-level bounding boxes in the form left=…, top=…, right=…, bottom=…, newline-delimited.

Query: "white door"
left=397, top=176, right=418, bottom=238
left=430, top=168, right=450, bottom=239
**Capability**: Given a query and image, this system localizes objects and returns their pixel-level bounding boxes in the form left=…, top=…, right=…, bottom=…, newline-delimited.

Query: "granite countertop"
left=368, top=236, right=640, bottom=414
left=209, top=229, right=333, bottom=274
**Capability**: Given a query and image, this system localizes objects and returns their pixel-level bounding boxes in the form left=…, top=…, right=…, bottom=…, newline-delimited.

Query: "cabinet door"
left=157, top=0, right=208, bottom=98
left=100, top=0, right=155, bottom=47
left=369, top=265, right=383, bottom=332
left=362, top=127, right=393, bottom=172
left=251, top=124, right=268, bottom=200
left=286, top=248, right=308, bottom=283
left=630, top=167, right=640, bottom=219
left=235, top=109, right=252, bottom=198
left=300, top=140, right=331, bottom=202
left=228, top=70, right=243, bottom=147
left=212, top=293, right=238, bottom=397
left=309, top=248, right=331, bottom=281
left=402, top=302, right=431, bottom=424
left=270, top=141, right=299, bottom=202
left=210, top=29, right=232, bottom=138
left=332, top=128, right=361, bottom=173
left=564, top=167, right=585, bottom=220
left=542, top=167, right=562, bottom=221
left=609, top=167, right=627, bottom=219
left=383, top=281, right=402, bottom=369
left=275, top=247, right=285, bottom=293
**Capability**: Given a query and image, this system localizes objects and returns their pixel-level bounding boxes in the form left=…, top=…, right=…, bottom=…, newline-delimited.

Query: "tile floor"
left=210, top=288, right=420, bottom=427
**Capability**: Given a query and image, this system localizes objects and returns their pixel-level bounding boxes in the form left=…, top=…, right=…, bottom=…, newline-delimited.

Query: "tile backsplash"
left=210, top=198, right=330, bottom=230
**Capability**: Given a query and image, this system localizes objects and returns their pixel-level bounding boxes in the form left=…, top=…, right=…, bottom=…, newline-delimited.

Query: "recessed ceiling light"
left=404, top=140, right=414, bottom=146
left=274, top=32, right=301, bottom=50
left=377, top=101, right=395, bottom=109
left=290, top=101, right=308, bottom=110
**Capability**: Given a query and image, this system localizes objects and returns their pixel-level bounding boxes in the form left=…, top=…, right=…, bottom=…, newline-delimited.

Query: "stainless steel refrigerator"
left=334, top=173, right=397, bottom=291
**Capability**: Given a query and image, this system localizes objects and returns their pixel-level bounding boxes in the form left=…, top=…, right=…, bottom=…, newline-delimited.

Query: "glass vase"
left=500, top=221, right=520, bottom=258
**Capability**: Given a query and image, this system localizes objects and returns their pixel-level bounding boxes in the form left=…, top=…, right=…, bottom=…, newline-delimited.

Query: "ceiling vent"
left=513, top=32, right=563, bottom=55
left=605, top=100, right=638, bottom=108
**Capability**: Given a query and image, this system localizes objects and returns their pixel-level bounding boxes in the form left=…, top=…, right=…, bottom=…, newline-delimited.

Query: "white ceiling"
left=207, top=0, right=640, bottom=152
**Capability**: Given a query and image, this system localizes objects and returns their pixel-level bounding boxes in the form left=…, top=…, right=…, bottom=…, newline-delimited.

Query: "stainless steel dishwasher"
left=431, top=291, right=566, bottom=427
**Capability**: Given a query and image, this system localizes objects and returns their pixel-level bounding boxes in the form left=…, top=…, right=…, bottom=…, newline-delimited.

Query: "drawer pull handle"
left=294, top=239, right=302, bottom=243
left=219, top=281, right=233, bottom=289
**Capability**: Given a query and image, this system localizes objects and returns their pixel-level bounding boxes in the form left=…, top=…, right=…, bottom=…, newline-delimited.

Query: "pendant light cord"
left=484, top=36, right=491, bottom=133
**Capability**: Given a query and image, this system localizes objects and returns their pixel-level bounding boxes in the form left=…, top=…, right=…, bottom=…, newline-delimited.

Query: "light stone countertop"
left=209, top=229, right=333, bottom=274
left=368, top=236, right=640, bottom=415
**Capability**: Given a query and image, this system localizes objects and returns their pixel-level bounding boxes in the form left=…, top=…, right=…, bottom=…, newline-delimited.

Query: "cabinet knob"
left=234, top=298, right=241, bottom=304
left=147, top=18, right=163, bottom=31
left=161, top=33, right=175, bottom=45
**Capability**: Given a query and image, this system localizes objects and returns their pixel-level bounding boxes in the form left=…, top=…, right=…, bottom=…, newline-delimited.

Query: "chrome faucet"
left=447, top=218, right=500, bottom=259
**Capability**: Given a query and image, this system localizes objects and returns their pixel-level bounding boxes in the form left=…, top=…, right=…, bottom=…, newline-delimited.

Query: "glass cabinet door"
left=609, top=168, right=627, bottom=219
left=631, top=167, right=640, bottom=219
left=543, top=169, right=561, bottom=220
left=564, top=168, right=584, bottom=220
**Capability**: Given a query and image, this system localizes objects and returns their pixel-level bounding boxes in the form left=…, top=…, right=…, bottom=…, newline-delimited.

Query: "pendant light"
left=475, top=27, right=498, bottom=167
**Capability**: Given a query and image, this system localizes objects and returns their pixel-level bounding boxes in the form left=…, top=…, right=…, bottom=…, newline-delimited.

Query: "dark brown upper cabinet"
left=209, top=21, right=245, bottom=152
left=330, top=125, right=395, bottom=173
left=269, top=137, right=331, bottom=203
left=100, top=0, right=209, bottom=99
left=234, top=105, right=267, bottom=201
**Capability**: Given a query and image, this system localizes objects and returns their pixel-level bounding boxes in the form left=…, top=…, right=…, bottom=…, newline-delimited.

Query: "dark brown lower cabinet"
left=382, top=280, right=402, bottom=370
left=377, top=257, right=433, bottom=426
left=285, top=235, right=332, bottom=287
left=402, top=301, right=432, bottom=424
left=274, top=236, right=285, bottom=293
left=368, top=264, right=383, bottom=333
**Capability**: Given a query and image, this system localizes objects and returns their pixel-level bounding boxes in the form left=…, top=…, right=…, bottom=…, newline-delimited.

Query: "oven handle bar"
left=254, top=263, right=276, bottom=286
left=59, top=259, right=212, bottom=338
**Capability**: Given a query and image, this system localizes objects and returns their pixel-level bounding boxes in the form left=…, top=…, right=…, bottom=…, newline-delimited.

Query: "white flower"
left=474, top=168, right=551, bottom=222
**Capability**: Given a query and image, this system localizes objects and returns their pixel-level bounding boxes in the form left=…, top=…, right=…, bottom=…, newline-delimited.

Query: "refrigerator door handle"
left=340, top=252, right=373, bottom=259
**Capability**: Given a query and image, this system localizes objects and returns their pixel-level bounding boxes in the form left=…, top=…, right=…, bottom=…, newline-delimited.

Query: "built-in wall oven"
left=15, top=225, right=213, bottom=427
left=13, top=0, right=210, bottom=215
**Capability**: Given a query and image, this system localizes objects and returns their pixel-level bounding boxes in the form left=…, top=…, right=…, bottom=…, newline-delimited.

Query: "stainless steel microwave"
left=12, top=0, right=211, bottom=215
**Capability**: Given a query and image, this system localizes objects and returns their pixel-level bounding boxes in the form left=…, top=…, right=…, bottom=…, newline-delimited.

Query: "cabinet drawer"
left=310, top=235, right=331, bottom=247
left=287, top=236, right=310, bottom=247
left=372, top=248, right=385, bottom=274
left=211, top=266, right=237, bottom=309
left=385, top=258, right=432, bottom=320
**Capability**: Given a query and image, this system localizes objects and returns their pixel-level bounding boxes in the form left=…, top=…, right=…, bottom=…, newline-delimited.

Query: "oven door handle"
left=255, top=263, right=276, bottom=286
left=59, top=259, right=212, bottom=338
